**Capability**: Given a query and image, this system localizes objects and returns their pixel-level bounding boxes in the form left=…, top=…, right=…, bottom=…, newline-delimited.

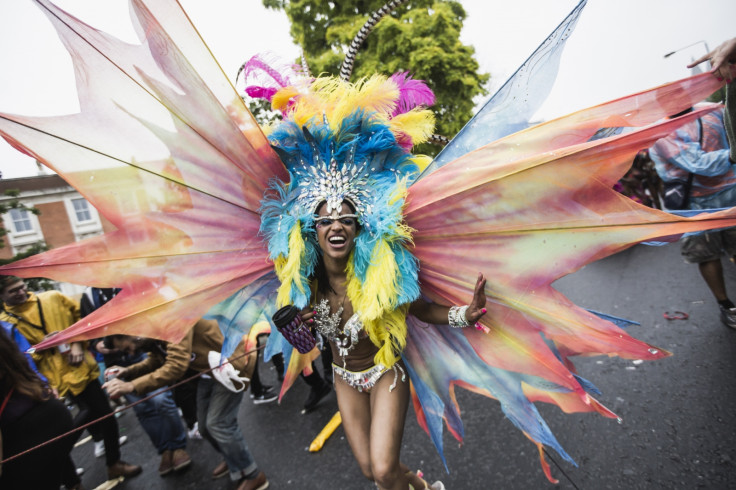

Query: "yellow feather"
left=389, top=109, right=435, bottom=145
left=361, top=239, right=401, bottom=320
left=280, top=75, right=435, bottom=152
left=275, top=224, right=306, bottom=307
left=332, top=76, right=397, bottom=126
left=387, top=181, right=408, bottom=207
left=272, top=86, right=300, bottom=113
left=409, top=154, right=432, bottom=172
left=345, top=244, right=409, bottom=369
left=372, top=306, right=408, bottom=368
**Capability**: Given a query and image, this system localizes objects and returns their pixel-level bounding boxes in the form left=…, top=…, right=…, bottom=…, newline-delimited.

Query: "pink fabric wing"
left=0, top=0, right=286, bottom=348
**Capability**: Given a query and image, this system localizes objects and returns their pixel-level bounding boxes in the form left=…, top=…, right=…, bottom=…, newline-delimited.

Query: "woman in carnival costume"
left=257, top=71, right=488, bottom=489
left=3, top=0, right=736, bottom=487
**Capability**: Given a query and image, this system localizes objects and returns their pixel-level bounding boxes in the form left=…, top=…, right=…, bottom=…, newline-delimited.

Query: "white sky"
left=0, top=0, right=734, bottom=178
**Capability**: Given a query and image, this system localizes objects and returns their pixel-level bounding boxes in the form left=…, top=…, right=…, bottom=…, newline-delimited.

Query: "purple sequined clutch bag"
left=272, top=305, right=316, bottom=354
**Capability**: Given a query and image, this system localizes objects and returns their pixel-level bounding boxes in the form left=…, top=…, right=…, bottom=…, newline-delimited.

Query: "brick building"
left=0, top=173, right=115, bottom=295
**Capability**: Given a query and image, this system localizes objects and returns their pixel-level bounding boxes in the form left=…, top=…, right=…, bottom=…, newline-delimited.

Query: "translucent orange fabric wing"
left=402, top=76, right=736, bottom=475
left=0, top=0, right=284, bottom=346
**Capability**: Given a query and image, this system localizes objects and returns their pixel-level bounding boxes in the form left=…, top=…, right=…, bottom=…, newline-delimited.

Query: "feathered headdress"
left=255, top=70, right=435, bottom=367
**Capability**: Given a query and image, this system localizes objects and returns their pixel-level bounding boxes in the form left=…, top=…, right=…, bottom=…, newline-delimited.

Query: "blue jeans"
left=197, top=376, right=258, bottom=481
left=126, top=388, right=186, bottom=454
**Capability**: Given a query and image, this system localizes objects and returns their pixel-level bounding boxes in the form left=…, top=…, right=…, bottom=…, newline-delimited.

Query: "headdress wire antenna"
left=338, top=0, right=450, bottom=146
left=338, top=0, right=410, bottom=82
left=300, top=49, right=312, bottom=78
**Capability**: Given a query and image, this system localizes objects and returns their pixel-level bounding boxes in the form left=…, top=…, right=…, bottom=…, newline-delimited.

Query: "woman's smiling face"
left=315, top=201, right=358, bottom=263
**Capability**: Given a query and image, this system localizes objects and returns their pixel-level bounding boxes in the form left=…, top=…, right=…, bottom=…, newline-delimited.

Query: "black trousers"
left=173, top=368, right=199, bottom=429
left=70, top=379, right=121, bottom=466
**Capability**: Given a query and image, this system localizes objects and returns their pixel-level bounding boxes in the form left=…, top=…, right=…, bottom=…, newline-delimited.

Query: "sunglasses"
left=314, top=213, right=358, bottom=228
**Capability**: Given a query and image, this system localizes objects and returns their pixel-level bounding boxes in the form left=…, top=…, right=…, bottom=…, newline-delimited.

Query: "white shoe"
left=94, top=440, right=104, bottom=458
left=94, top=435, right=128, bottom=458
left=188, top=422, right=203, bottom=440
left=76, top=467, right=85, bottom=476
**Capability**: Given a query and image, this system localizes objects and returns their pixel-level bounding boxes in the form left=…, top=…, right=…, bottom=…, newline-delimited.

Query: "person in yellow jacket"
left=0, top=275, right=142, bottom=481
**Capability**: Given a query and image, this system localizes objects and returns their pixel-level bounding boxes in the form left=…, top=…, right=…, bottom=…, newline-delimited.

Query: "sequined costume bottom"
left=332, top=362, right=406, bottom=393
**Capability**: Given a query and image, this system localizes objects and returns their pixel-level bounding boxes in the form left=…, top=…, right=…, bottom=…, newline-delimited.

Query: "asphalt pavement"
left=69, top=242, right=736, bottom=489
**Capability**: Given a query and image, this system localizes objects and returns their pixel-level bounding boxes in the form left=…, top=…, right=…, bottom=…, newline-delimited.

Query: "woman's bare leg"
left=369, top=367, right=411, bottom=490
left=334, top=375, right=374, bottom=481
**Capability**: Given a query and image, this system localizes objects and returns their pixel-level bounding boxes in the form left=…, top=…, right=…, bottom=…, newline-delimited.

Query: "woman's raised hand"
left=464, top=273, right=488, bottom=325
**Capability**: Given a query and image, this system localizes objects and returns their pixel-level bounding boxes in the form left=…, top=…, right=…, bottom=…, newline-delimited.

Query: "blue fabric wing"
left=418, top=0, right=588, bottom=178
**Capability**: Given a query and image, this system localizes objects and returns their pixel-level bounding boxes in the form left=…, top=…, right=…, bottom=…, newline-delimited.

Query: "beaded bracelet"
left=449, top=305, right=491, bottom=332
left=448, top=305, right=470, bottom=328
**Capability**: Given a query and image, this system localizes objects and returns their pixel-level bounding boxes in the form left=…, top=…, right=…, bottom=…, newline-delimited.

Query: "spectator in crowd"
left=83, top=287, right=201, bottom=440
left=104, top=318, right=269, bottom=490
left=614, top=149, right=663, bottom=209
left=248, top=333, right=279, bottom=405
left=300, top=356, right=333, bottom=414
left=81, top=287, right=191, bottom=476
left=79, top=287, right=130, bottom=459
left=0, top=276, right=141, bottom=481
left=250, top=334, right=332, bottom=413
left=649, top=105, right=736, bottom=328
left=0, top=325, right=81, bottom=489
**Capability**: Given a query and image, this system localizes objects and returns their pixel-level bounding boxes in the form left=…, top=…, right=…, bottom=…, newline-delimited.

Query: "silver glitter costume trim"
left=314, top=299, right=362, bottom=357
left=333, top=363, right=406, bottom=392
left=316, top=297, right=406, bottom=392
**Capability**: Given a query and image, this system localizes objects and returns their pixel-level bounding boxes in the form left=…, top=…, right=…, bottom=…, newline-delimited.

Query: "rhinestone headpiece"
left=290, top=127, right=376, bottom=218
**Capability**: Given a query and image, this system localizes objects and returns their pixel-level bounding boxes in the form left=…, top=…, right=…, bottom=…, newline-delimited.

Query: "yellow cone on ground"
left=309, top=411, right=342, bottom=452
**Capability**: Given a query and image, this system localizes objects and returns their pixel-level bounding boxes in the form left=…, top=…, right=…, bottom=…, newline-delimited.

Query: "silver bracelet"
left=448, top=305, right=470, bottom=328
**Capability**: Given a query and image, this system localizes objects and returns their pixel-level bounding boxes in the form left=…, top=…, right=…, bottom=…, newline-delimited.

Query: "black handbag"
left=662, top=173, right=695, bottom=209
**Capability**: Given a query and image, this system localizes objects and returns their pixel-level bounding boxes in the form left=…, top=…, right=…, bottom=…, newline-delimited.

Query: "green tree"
left=262, top=0, right=489, bottom=154
left=244, top=97, right=283, bottom=127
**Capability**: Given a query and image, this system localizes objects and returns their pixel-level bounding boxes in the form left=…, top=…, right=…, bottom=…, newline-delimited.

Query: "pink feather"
left=389, top=72, right=435, bottom=116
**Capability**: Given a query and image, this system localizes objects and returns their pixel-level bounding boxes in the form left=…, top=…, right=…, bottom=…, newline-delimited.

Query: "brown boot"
left=211, top=460, right=228, bottom=479
left=107, top=460, right=142, bottom=479
left=236, top=471, right=269, bottom=490
left=158, top=450, right=174, bottom=476
left=172, top=448, right=192, bottom=471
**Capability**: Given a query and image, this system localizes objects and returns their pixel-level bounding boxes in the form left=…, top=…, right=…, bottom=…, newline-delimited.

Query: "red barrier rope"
left=0, top=344, right=263, bottom=465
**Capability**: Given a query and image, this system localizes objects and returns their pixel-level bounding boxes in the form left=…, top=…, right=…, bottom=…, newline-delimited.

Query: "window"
left=9, top=208, right=33, bottom=233
left=72, top=198, right=92, bottom=223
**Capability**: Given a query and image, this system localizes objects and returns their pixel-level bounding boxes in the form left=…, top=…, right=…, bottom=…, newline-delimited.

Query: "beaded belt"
left=332, top=362, right=406, bottom=393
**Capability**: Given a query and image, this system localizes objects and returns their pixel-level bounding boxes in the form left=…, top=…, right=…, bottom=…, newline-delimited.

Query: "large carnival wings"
left=0, top=0, right=285, bottom=346
left=2, top=0, right=736, bottom=483
left=402, top=75, right=735, bottom=480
